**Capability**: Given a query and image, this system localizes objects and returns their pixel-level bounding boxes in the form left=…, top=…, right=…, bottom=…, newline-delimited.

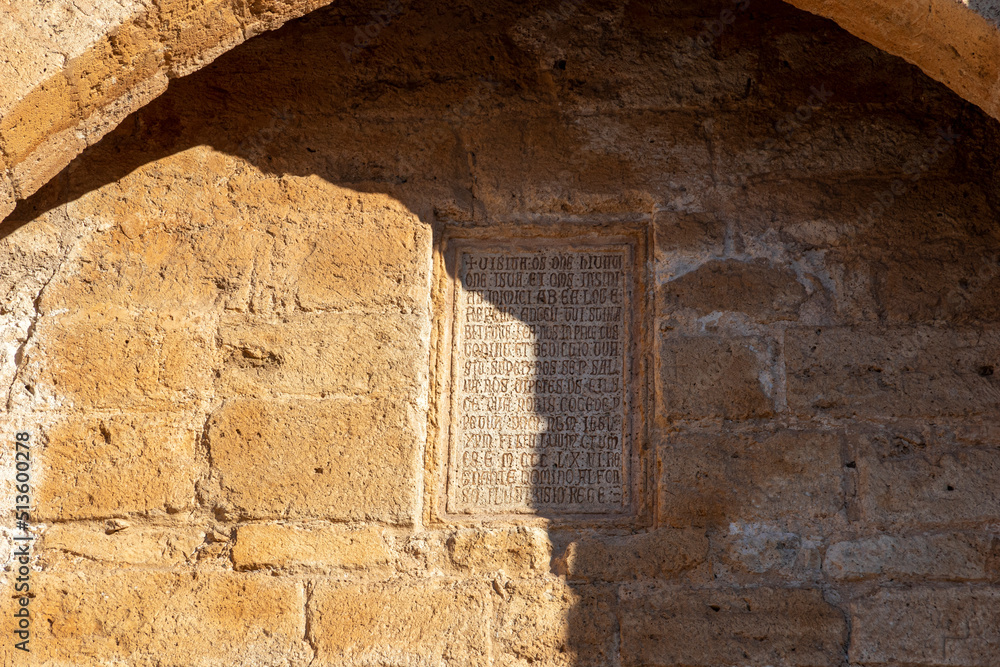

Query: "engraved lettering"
left=447, top=245, right=631, bottom=515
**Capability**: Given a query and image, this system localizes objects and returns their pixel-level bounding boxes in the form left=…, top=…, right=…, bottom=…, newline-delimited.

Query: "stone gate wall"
left=2, top=0, right=1000, bottom=664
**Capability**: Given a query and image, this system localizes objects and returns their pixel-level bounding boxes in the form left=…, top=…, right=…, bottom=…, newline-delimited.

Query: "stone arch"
left=1, top=0, right=999, bottom=223
left=784, top=0, right=1000, bottom=124
left=4, top=0, right=1000, bottom=663
left=0, top=0, right=334, bottom=221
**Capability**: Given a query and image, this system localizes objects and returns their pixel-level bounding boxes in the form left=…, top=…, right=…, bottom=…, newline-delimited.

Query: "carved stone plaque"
left=446, top=242, right=632, bottom=516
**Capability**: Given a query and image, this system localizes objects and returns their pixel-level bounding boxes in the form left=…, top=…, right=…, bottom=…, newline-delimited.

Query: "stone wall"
left=2, top=0, right=1000, bottom=664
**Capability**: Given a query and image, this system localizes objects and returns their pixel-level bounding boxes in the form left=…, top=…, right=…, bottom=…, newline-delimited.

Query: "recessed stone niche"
left=428, top=225, right=651, bottom=526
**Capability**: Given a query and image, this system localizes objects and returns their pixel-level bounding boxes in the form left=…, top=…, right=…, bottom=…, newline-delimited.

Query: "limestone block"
left=710, top=179, right=863, bottom=247
left=307, top=579, right=491, bottom=666
left=0, top=0, right=151, bottom=115
left=711, top=108, right=946, bottom=180
left=714, top=522, right=823, bottom=582
left=45, top=165, right=431, bottom=315
left=620, top=585, right=846, bottom=666
left=658, top=427, right=844, bottom=528
left=507, top=7, right=760, bottom=114
left=494, top=579, right=617, bottom=667
left=231, top=523, right=392, bottom=571
left=154, top=0, right=246, bottom=76
left=858, top=447, right=1000, bottom=527
left=0, top=71, right=76, bottom=168
left=10, top=123, right=88, bottom=202
left=658, top=258, right=807, bottom=323
left=0, top=571, right=308, bottom=665
left=849, top=587, right=1000, bottom=666
left=556, top=528, right=709, bottom=582
left=659, top=335, right=774, bottom=420
left=37, top=414, right=202, bottom=520
left=205, top=398, right=419, bottom=523
left=0, top=13, right=64, bottom=117
left=41, top=199, right=271, bottom=311
left=464, top=112, right=709, bottom=217
left=14, top=306, right=214, bottom=411
left=786, top=327, right=1000, bottom=419
left=39, top=523, right=204, bottom=566
left=447, top=527, right=552, bottom=576
left=217, top=312, right=427, bottom=400
left=857, top=183, right=1000, bottom=325
left=288, top=210, right=430, bottom=313
left=825, top=533, right=994, bottom=581
left=653, top=211, right=727, bottom=255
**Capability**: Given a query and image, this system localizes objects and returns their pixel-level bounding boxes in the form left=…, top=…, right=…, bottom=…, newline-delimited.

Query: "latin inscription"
left=447, top=246, right=630, bottom=515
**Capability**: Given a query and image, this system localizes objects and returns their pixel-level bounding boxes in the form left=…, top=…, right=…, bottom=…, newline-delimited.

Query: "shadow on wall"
left=10, top=0, right=996, bottom=238
left=4, top=1, right=669, bottom=662
left=5, top=0, right=1000, bottom=664
left=441, top=228, right=648, bottom=665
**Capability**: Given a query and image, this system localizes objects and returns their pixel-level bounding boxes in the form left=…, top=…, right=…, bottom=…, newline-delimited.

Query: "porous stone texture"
left=307, top=579, right=493, bottom=666
left=203, top=398, right=421, bottom=523
left=1, top=0, right=1000, bottom=664
left=620, top=586, right=847, bottom=666
left=37, top=414, right=204, bottom=520
left=849, top=587, right=1000, bottom=665
left=0, top=571, right=311, bottom=665
left=231, top=524, right=393, bottom=571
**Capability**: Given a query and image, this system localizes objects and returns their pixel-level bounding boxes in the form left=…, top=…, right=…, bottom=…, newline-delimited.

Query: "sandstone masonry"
left=2, top=0, right=1000, bottom=665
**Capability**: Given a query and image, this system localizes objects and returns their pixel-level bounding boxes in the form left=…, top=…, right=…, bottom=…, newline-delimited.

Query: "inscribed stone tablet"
left=447, top=245, right=631, bottom=516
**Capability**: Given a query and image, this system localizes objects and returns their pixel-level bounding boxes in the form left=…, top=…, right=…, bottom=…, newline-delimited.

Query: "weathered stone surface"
left=715, top=107, right=961, bottom=181
left=556, top=528, right=709, bottom=582
left=658, top=428, right=845, bottom=528
left=307, top=579, right=491, bottom=666
left=0, top=571, right=308, bottom=665
left=205, top=398, right=419, bottom=523
left=277, top=192, right=430, bottom=313
left=37, top=414, right=203, bottom=520
left=858, top=447, right=1000, bottom=527
left=862, top=185, right=1000, bottom=325
left=849, top=424, right=1000, bottom=529
left=43, top=169, right=432, bottom=315
left=659, top=258, right=807, bottom=323
left=494, top=579, right=618, bottom=667
left=14, top=306, right=215, bottom=411
left=231, top=524, right=392, bottom=571
left=0, top=1, right=998, bottom=666
left=653, top=212, right=727, bottom=255
left=786, top=327, right=1000, bottom=419
left=825, top=532, right=994, bottom=581
left=849, top=587, right=1000, bottom=666
left=464, top=110, right=704, bottom=217
left=4, top=0, right=1000, bottom=225
left=714, top=522, right=823, bottom=583
left=447, top=527, right=552, bottom=576
left=0, top=211, right=76, bottom=397
left=659, top=335, right=775, bottom=421
left=41, top=186, right=272, bottom=311
left=620, top=586, right=847, bottom=666
left=218, top=312, right=427, bottom=400
left=39, top=523, right=204, bottom=566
